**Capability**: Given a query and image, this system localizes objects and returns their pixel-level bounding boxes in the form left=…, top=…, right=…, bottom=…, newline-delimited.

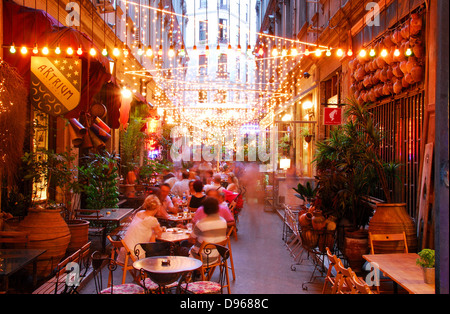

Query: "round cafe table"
left=133, top=256, right=202, bottom=289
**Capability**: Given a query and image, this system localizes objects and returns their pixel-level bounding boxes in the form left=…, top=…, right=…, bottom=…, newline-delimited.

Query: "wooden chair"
left=91, top=251, right=145, bottom=294
left=369, top=232, right=408, bottom=254
left=226, top=227, right=236, bottom=280
left=322, top=247, right=339, bottom=294
left=368, top=232, right=408, bottom=294
left=333, top=258, right=357, bottom=294
left=0, top=231, right=30, bottom=248
left=353, top=273, right=375, bottom=294
left=180, top=243, right=231, bottom=294
left=106, top=235, right=138, bottom=285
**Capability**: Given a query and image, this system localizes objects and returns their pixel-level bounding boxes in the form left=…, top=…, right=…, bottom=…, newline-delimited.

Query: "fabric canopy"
left=2, top=0, right=111, bottom=119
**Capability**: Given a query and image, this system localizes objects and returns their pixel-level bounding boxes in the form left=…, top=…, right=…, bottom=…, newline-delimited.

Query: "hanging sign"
left=324, top=107, right=342, bottom=125
left=30, top=56, right=82, bottom=116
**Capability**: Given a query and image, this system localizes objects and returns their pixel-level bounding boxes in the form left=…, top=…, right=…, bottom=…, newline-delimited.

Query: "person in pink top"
left=192, top=189, right=235, bottom=229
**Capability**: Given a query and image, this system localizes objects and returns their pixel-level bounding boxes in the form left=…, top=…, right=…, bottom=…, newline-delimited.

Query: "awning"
left=2, top=0, right=111, bottom=119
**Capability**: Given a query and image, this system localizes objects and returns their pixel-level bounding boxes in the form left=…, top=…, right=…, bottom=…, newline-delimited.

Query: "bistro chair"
left=225, top=227, right=236, bottom=280
left=134, top=242, right=178, bottom=293
left=322, top=247, right=340, bottom=294
left=368, top=232, right=408, bottom=294
left=0, top=231, right=30, bottom=249
left=91, top=251, right=145, bottom=294
left=333, top=258, right=357, bottom=294
left=106, top=235, right=139, bottom=285
left=353, top=273, right=376, bottom=294
left=179, top=243, right=231, bottom=294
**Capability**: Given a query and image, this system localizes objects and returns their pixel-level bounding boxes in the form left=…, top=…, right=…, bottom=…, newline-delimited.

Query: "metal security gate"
left=369, top=90, right=425, bottom=219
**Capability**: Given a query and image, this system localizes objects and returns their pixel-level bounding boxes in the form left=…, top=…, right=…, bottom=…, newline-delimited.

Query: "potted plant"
left=278, top=134, right=291, bottom=156
left=416, top=249, right=435, bottom=284
left=292, top=181, right=317, bottom=207
left=300, top=126, right=313, bottom=143
left=17, top=149, right=75, bottom=277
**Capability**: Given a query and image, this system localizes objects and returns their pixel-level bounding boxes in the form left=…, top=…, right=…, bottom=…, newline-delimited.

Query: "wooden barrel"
left=368, top=203, right=418, bottom=253
left=18, top=208, right=71, bottom=278
left=66, top=219, right=89, bottom=254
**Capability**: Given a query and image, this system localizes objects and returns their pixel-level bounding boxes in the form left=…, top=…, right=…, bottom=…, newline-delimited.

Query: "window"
left=200, top=0, right=207, bottom=8
left=218, top=53, right=228, bottom=78
left=218, top=19, right=228, bottom=43
left=199, top=21, right=207, bottom=41
left=220, top=0, right=228, bottom=10
left=199, top=54, right=208, bottom=75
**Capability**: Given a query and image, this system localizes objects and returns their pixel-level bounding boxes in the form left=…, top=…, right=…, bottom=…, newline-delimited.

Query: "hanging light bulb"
left=102, top=47, right=108, bottom=56
left=271, top=47, right=278, bottom=57
left=336, top=48, right=344, bottom=57
left=113, top=46, right=120, bottom=57
left=304, top=47, right=310, bottom=56
left=137, top=44, right=144, bottom=56
left=359, top=49, right=367, bottom=58
left=281, top=45, right=287, bottom=57
left=315, top=48, right=322, bottom=57
left=405, top=47, right=413, bottom=57
left=347, top=49, right=353, bottom=57
left=228, top=43, right=232, bottom=50
left=77, top=46, right=83, bottom=56
left=237, top=44, right=241, bottom=52
left=216, top=44, right=220, bottom=51
left=33, top=44, right=39, bottom=54
left=291, top=46, right=298, bottom=56
left=179, top=44, right=186, bottom=57
left=20, top=46, right=28, bottom=54
left=168, top=45, right=175, bottom=57
left=326, top=48, right=332, bottom=57
left=394, top=48, right=401, bottom=57
left=380, top=48, right=388, bottom=58
left=258, top=46, right=264, bottom=56
left=205, top=45, right=210, bottom=56
left=55, top=45, right=61, bottom=55
left=123, top=48, right=129, bottom=57
left=369, top=48, right=376, bottom=57
left=158, top=45, right=163, bottom=56
left=66, top=47, right=74, bottom=55
left=89, top=47, right=96, bottom=56
left=9, top=43, right=16, bottom=54
left=193, top=44, right=197, bottom=51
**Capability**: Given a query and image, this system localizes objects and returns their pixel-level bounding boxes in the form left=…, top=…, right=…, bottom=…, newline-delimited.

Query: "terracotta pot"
left=67, top=219, right=90, bottom=254
left=18, top=208, right=71, bottom=278
left=301, top=229, right=319, bottom=249
left=318, top=230, right=336, bottom=253
left=298, top=212, right=313, bottom=229
left=311, top=210, right=327, bottom=231
left=368, top=203, right=418, bottom=253
left=344, top=229, right=369, bottom=273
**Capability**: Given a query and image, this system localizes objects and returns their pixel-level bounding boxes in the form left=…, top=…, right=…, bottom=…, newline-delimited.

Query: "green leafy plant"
left=78, top=151, right=120, bottom=210
left=293, top=182, right=317, bottom=203
left=139, top=158, right=172, bottom=185
left=300, top=126, right=312, bottom=137
left=416, top=249, right=435, bottom=268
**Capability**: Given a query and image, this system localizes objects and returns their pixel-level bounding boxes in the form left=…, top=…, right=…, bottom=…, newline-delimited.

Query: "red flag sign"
left=324, top=107, right=342, bottom=125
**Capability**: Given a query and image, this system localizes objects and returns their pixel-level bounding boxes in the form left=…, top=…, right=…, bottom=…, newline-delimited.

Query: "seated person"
left=171, top=171, right=190, bottom=198
left=188, top=180, right=206, bottom=212
left=159, top=183, right=179, bottom=215
left=187, top=197, right=228, bottom=262
left=192, top=189, right=235, bottom=229
left=203, top=174, right=224, bottom=193
left=226, top=172, right=239, bottom=192
left=118, top=195, right=163, bottom=262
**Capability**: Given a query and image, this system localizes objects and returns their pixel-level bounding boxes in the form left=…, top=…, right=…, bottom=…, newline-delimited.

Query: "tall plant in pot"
left=345, top=98, right=417, bottom=254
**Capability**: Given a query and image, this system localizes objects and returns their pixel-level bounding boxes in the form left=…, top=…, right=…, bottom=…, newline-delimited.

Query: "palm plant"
left=292, top=181, right=317, bottom=205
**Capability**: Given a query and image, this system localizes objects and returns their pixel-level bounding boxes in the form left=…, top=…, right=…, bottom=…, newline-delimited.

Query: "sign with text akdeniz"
left=324, top=107, right=342, bottom=125
left=30, top=57, right=82, bottom=116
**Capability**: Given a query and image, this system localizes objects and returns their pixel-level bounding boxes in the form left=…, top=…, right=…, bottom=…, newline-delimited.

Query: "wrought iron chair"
left=91, top=251, right=145, bottom=294
left=179, top=243, right=231, bottom=294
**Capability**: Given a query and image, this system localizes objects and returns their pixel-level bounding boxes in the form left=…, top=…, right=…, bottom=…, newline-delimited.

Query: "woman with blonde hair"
left=226, top=172, right=239, bottom=192
left=118, top=194, right=163, bottom=262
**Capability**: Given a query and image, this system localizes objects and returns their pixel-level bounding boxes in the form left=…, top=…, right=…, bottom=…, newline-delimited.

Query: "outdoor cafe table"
left=157, top=228, right=191, bottom=243
left=79, top=208, right=135, bottom=251
left=133, top=256, right=202, bottom=292
left=0, top=249, right=47, bottom=293
left=363, top=253, right=435, bottom=294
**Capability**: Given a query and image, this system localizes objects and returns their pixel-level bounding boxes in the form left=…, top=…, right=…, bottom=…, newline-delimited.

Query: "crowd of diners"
left=118, top=161, right=242, bottom=263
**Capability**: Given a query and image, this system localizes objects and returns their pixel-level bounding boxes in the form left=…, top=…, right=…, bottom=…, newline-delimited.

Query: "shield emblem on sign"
left=30, top=56, right=82, bottom=116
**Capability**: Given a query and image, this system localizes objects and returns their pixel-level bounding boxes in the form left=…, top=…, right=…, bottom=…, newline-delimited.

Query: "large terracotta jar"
left=368, top=203, right=418, bottom=253
left=301, top=229, right=319, bottom=249
left=18, top=208, right=71, bottom=278
left=66, top=219, right=90, bottom=254
left=298, top=212, right=313, bottom=229
left=344, top=228, right=369, bottom=273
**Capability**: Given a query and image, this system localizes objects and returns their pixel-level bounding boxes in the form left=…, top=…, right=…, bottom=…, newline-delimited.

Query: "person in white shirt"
left=204, top=174, right=224, bottom=193
left=171, top=171, right=190, bottom=197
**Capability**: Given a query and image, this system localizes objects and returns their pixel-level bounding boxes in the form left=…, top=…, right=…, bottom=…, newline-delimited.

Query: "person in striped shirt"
left=188, top=196, right=227, bottom=263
